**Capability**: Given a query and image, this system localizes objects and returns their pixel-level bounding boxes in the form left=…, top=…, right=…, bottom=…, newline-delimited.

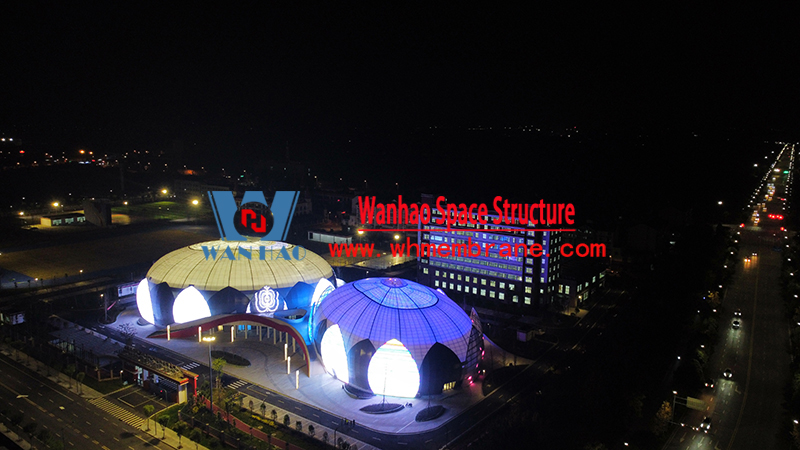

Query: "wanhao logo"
left=208, top=191, right=299, bottom=241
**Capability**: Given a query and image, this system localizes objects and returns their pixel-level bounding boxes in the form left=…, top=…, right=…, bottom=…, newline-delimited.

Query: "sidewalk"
left=0, top=422, right=33, bottom=450
left=0, top=345, right=202, bottom=450
left=141, top=421, right=209, bottom=450
left=232, top=392, right=378, bottom=450
left=0, top=347, right=103, bottom=400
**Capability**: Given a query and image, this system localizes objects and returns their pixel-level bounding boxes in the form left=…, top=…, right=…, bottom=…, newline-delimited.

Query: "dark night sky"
left=1, top=3, right=798, bottom=217
left=2, top=5, right=798, bottom=145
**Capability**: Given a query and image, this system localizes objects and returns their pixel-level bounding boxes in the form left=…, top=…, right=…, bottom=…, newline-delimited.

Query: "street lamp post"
left=671, top=391, right=678, bottom=423
left=203, top=336, right=216, bottom=411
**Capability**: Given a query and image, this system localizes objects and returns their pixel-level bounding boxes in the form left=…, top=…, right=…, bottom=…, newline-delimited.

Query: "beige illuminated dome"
left=146, top=240, right=333, bottom=291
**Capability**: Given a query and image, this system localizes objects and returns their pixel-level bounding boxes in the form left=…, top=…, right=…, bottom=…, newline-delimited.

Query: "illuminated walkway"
left=114, top=309, right=527, bottom=437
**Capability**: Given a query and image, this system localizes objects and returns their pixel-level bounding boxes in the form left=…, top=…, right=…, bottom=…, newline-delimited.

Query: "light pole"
left=203, top=336, right=215, bottom=411
left=671, top=391, right=678, bottom=422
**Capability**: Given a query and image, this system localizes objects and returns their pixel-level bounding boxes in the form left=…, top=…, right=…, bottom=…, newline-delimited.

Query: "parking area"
left=109, top=385, right=172, bottom=416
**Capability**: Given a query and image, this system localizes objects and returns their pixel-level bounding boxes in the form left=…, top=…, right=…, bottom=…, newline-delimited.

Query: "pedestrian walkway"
left=226, top=379, right=248, bottom=389
left=0, top=422, right=33, bottom=450
left=141, top=420, right=209, bottom=450
left=181, top=362, right=201, bottom=370
left=90, top=397, right=147, bottom=429
left=234, top=392, right=379, bottom=450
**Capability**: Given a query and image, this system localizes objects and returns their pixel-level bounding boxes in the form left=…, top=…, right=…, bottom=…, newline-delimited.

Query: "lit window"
left=172, top=286, right=211, bottom=324
left=321, top=324, right=349, bottom=383
left=368, top=339, right=419, bottom=398
left=135, top=279, right=154, bottom=325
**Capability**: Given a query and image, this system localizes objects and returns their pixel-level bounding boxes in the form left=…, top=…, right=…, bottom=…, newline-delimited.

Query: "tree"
left=792, top=422, right=800, bottom=449
left=260, top=402, right=266, bottom=418
left=175, top=421, right=188, bottom=448
left=22, top=422, right=37, bottom=437
left=583, top=442, right=608, bottom=450
left=75, top=372, right=85, bottom=394
left=143, top=404, right=155, bottom=431
left=627, top=393, right=645, bottom=421
left=283, top=414, right=290, bottom=427
left=308, top=425, right=315, bottom=438
left=65, top=364, right=76, bottom=389
left=653, top=401, right=672, bottom=436
left=158, top=416, right=169, bottom=439
left=296, top=420, right=302, bottom=432
left=270, top=409, right=277, bottom=421
left=212, top=358, right=226, bottom=391
left=248, top=399, right=254, bottom=414
left=118, top=323, right=136, bottom=346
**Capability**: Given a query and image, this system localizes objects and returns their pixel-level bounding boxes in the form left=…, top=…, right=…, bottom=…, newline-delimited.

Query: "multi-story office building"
left=416, top=196, right=563, bottom=309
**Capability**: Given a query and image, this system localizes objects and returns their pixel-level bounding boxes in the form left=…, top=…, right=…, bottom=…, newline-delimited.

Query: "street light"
left=672, top=391, right=678, bottom=422
left=203, top=336, right=216, bottom=411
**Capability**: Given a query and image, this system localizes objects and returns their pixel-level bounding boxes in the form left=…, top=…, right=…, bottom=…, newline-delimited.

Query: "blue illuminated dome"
left=313, top=277, right=482, bottom=397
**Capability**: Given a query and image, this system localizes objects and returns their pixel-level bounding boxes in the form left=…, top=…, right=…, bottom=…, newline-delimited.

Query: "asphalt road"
left=0, top=352, right=168, bottom=450
left=662, top=144, right=794, bottom=450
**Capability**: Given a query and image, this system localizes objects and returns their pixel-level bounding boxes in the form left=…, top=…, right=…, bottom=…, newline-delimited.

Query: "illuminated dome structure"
left=136, top=240, right=335, bottom=328
left=313, top=278, right=482, bottom=397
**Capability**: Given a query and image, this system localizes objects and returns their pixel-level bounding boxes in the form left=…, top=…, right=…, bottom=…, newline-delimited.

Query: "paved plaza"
left=114, top=308, right=528, bottom=436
